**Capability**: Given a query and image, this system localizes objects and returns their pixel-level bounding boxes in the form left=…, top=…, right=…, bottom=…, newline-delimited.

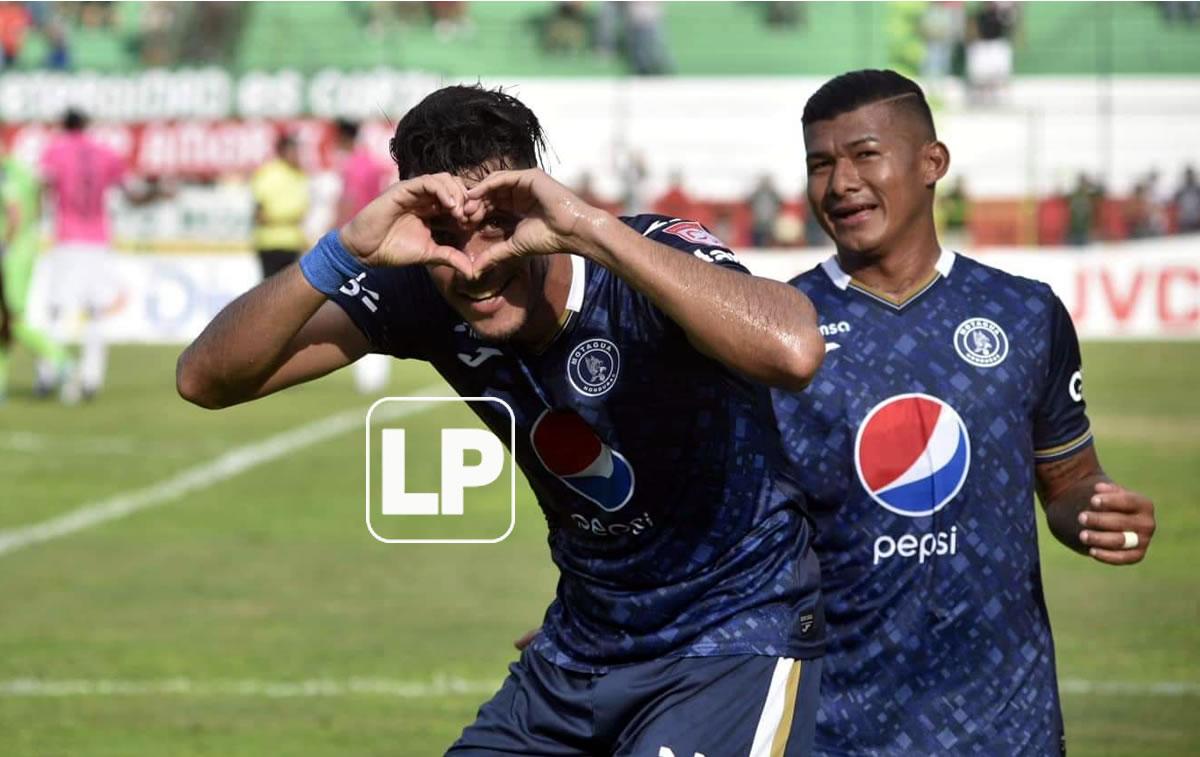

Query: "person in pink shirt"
left=335, top=119, right=390, bottom=226
left=39, top=108, right=145, bottom=401
left=334, top=118, right=394, bottom=394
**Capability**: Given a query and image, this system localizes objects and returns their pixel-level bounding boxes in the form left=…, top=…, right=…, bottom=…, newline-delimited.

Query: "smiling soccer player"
left=773, top=69, right=1157, bottom=756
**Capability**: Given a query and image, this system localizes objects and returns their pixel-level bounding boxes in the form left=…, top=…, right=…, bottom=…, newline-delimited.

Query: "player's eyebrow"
left=846, top=135, right=881, bottom=148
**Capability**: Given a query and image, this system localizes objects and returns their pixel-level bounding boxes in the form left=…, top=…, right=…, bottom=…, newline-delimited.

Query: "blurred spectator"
left=1125, top=182, right=1157, bottom=239
left=937, top=176, right=970, bottom=249
left=624, top=2, right=672, bottom=75
left=43, top=21, right=70, bottom=69
left=1175, top=165, right=1200, bottom=232
left=760, top=2, right=805, bottom=29
left=250, top=133, right=309, bottom=280
left=653, top=170, right=699, bottom=220
left=773, top=210, right=804, bottom=248
left=619, top=152, right=650, bottom=214
left=539, top=2, right=591, bottom=55
left=920, top=2, right=965, bottom=82
left=594, top=1, right=620, bottom=58
left=133, top=2, right=177, bottom=67
left=334, top=119, right=389, bottom=228
left=966, top=2, right=1018, bottom=104
left=430, top=1, right=472, bottom=42
left=575, top=171, right=603, bottom=207
left=1067, top=174, right=1098, bottom=246
left=804, top=198, right=828, bottom=247
left=1159, top=1, right=1200, bottom=25
left=178, top=2, right=244, bottom=65
left=747, top=175, right=783, bottom=248
left=0, top=1, right=31, bottom=66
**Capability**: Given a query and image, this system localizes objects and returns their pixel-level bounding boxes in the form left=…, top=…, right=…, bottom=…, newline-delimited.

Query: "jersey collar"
left=821, top=249, right=956, bottom=309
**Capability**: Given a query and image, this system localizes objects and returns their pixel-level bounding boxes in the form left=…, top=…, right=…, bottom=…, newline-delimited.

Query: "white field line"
left=0, top=676, right=1192, bottom=699
left=0, top=383, right=446, bottom=558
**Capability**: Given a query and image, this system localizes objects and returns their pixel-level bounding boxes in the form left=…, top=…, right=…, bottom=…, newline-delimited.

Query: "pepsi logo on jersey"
left=856, top=394, right=970, bottom=565
left=531, top=408, right=636, bottom=514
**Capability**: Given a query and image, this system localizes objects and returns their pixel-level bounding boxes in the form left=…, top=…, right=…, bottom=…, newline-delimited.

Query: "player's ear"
left=922, top=141, right=950, bottom=188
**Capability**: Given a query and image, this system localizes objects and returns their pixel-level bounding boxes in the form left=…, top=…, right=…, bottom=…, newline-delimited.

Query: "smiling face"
left=423, top=164, right=556, bottom=345
left=804, top=99, right=948, bottom=259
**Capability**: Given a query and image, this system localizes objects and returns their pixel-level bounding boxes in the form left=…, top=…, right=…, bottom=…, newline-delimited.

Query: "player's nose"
left=828, top=156, right=862, bottom=196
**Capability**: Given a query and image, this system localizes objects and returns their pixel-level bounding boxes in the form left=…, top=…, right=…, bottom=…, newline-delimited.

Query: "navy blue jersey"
left=331, top=214, right=824, bottom=672
left=773, top=251, right=1089, bottom=756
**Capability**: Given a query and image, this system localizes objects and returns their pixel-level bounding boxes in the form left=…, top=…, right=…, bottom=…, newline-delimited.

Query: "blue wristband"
left=299, top=231, right=370, bottom=296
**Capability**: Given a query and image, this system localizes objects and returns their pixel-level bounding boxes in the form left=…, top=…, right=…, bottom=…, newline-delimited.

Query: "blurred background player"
left=0, top=144, right=71, bottom=403
left=773, top=69, right=1156, bottom=755
left=333, top=118, right=392, bottom=394
left=250, top=132, right=309, bottom=280
left=39, top=108, right=144, bottom=402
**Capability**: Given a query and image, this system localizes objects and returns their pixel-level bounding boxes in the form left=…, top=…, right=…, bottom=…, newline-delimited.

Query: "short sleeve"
left=1032, top=294, right=1093, bottom=462
left=325, top=264, right=448, bottom=360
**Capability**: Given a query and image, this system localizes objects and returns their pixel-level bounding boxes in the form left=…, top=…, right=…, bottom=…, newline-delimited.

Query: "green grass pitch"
left=0, top=342, right=1196, bottom=756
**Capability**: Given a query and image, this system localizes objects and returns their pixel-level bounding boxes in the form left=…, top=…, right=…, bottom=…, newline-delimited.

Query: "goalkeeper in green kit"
left=0, top=151, right=71, bottom=402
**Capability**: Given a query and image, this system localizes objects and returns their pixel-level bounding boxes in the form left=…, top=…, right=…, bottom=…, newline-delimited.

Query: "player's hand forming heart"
left=466, top=169, right=601, bottom=275
left=339, top=173, right=484, bottom=278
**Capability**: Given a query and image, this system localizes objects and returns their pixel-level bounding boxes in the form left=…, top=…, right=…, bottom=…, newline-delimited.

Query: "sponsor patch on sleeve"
left=663, top=220, right=727, bottom=249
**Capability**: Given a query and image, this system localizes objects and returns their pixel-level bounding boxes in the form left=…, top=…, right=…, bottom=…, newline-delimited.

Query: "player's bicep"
left=252, top=301, right=370, bottom=399
left=1034, top=445, right=1103, bottom=508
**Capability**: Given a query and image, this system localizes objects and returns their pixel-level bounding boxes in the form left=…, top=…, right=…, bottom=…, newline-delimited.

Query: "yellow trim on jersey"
left=1034, top=430, right=1094, bottom=460
left=848, top=269, right=942, bottom=307
left=770, top=659, right=804, bottom=757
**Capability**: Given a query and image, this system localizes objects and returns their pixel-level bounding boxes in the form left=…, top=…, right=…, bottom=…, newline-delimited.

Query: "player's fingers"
left=427, top=245, right=474, bottom=279
left=1088, top=546, right=1147, bottom=565
left=466, top=169, right=518, bottom=200
left=1093, top=481, right=1121, bottom=494
left=1079, top=528, right=1149, bottom=551
left=471, top=242, right=517, bottom=278
left=1078, top=510, right=1152, bottom=533
left=1089, top=490, right=1151, bottom=514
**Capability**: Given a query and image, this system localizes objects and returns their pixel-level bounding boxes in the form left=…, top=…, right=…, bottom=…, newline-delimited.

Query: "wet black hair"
left=803, top=69, right=936, bottom=140
left=389, top=84, right=547, bottom=180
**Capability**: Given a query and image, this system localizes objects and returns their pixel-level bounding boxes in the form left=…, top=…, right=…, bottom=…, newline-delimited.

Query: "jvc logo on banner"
left=365, top=397, right=516, bottom=544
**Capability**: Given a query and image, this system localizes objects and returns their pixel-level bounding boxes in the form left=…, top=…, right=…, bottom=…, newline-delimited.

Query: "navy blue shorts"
left=448, top=650, right=823, bottom=756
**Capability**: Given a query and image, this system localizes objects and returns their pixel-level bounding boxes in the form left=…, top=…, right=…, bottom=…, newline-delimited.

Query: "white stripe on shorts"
left=748, top=657, right=800, bottom=757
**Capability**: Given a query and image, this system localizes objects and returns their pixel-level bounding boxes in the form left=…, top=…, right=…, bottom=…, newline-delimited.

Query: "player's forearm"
left=1043, top=473, right=1109, bottom=555
left=177, top=266, right=326, bottom=408
left=572, top=215, right=824, bottom=390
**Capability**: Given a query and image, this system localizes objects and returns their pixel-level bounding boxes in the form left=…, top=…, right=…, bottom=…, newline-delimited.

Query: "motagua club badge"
left=953, top=317, right=1009, bottom=368
left=567, top=338, right=620, bottom=397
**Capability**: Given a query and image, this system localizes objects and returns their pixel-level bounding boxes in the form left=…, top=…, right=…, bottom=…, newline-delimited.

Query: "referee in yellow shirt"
left=251, top=134, right=310, bottom=278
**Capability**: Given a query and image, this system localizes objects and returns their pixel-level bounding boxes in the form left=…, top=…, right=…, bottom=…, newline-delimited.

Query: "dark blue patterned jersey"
left=330, top=214, right=824, bottom=672
left=772, top=251, right=1089, bottom=756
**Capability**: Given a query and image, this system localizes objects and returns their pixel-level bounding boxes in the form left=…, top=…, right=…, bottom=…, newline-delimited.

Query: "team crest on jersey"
left=531, top=409, right=635, bottom=512
left=567, top=338, right=620, bottom=397
left=953, top=317, right=1009, bottom=367
left=855, top=393, right=971, bottom=517
left=663, top=220, right=725, bottom=248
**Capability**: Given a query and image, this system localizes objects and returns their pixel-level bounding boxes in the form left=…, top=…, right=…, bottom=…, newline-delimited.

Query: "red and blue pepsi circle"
left=567, top=338, right=620, bottom=397
left=531, top=408, right=635, bottom=512
left=854, top=393, right=971, bottom=517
